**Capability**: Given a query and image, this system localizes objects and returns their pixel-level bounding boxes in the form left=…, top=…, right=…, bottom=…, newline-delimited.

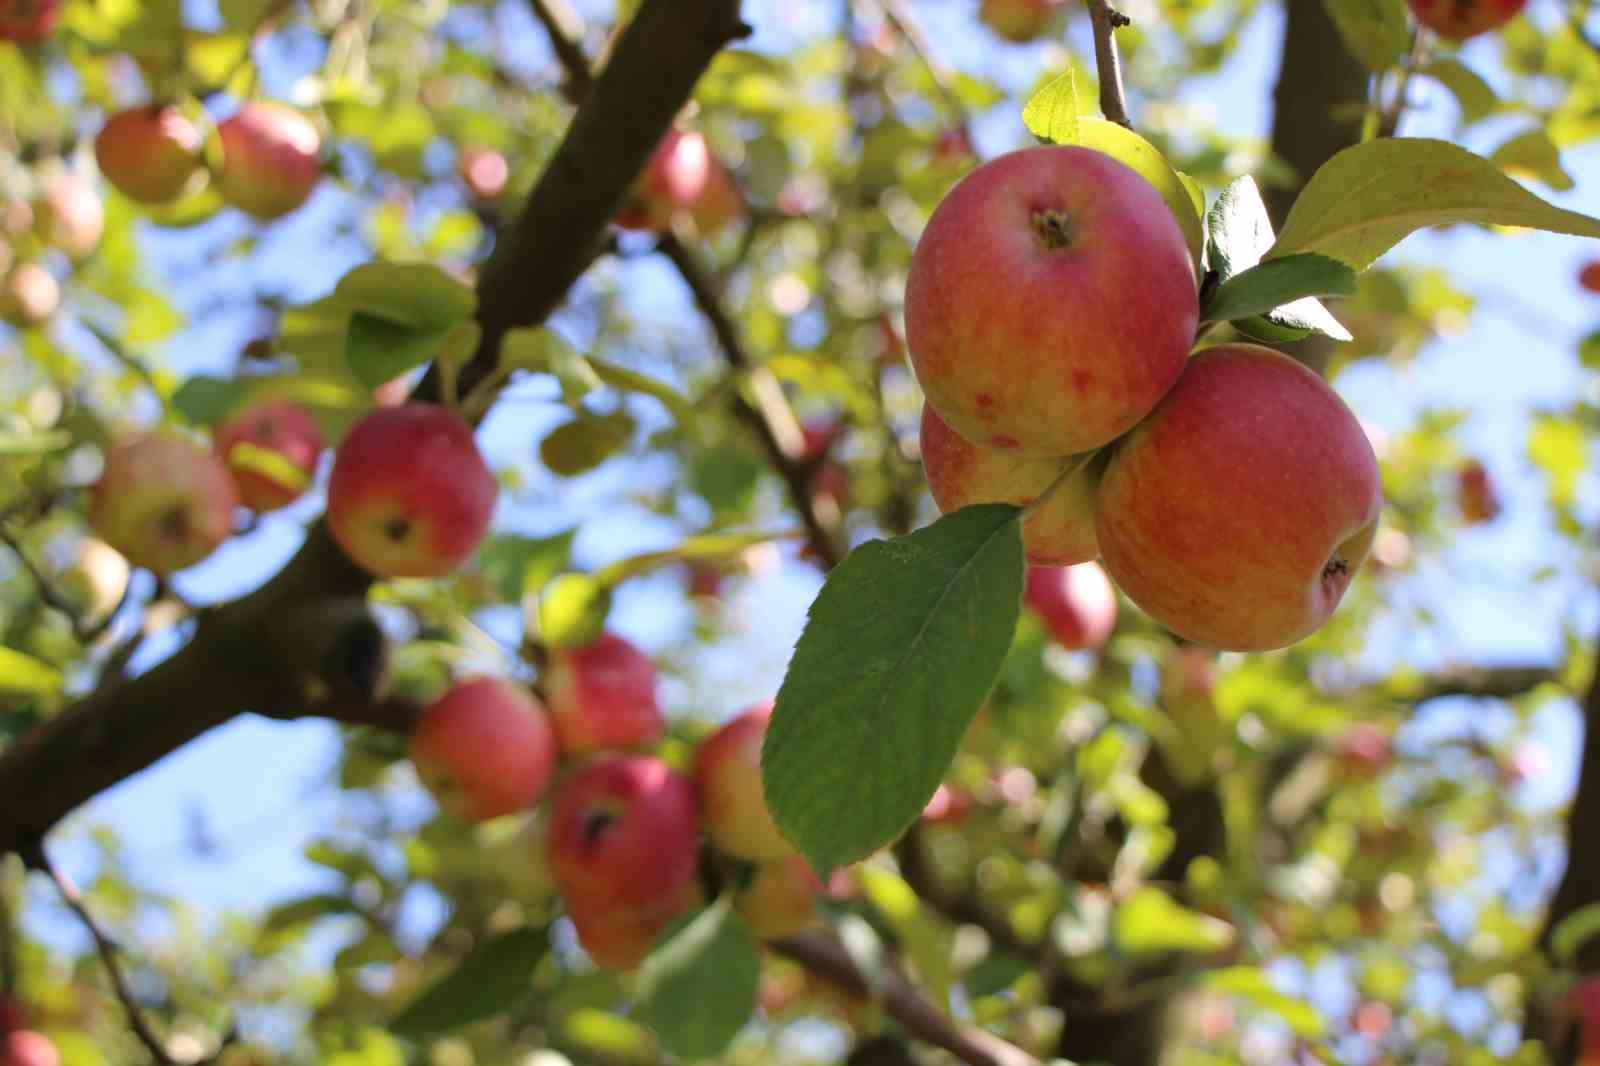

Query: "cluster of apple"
left=0, top=168, right=101, bottom=329
left=409, top=648, right=822, bottom=970
left=909, top=144, right=1383, bottom=652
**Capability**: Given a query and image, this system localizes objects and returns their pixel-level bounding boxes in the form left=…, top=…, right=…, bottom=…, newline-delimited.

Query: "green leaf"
left=0, top=429, right=71, bottom=456
left=345, top=314, right=454, bottom=391
left=1321, top=0, right=1410, bottom=71
left=596, top=530, right=792, bottom=586
left=500, top=327, right=601, bottom=403
left=1112, top=887, right=1235, bottom=956
left=0, top=646, right=63, bottom=695
left=223, top=441, right=312, bottom=494
left=1551, top=902, right=1600, bottom=964
left=335, top=262, right=477, bottom=330
left=478, top=530, right=577, bottom=601
left=537, top=573, right=612, bottom=649
left=261, top=893, right=359, bottom=933
left=763, top=504, right=1025, bottom=874
left=1419, top=59, right=1498, bottom=125
left=391, top=927, right=547, bottom=1039
left=1022, top=69, right=1080, bottom=146
left=1206, top=177, right=1349, bottom=340
left=539, top=410, right=636, bottom=477
left=1579, top=330, right=1600, bottom=370
left=1205, top=966, right=1326, bottom=1037
left=634, top=901, right=760, bottom=1059
left=1269, top=138, right=1600, bottom=271
left=172, top=375, right=245, bottom=426
left=1490, top=128, right=1574, bottom=192
left=1201, top=254, right=1357, bottom=323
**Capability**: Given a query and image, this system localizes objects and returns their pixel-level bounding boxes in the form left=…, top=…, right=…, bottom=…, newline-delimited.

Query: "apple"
left=692, top=159, right=745, bottom=235
left=0, top=1031, right=58, bottom=1066
left=0, top=264, right=60, bottom=328
left=90, top=431, right=238, bottom=576
left=693, top=700, right=795, bottom=862
left=1456, top=458, right=1500, bottom=525
left=216, top=102, right=322, bottom=220
left=1335, top=722, right=1390, bottom=778
left=212, top=397, right=324, bottom=512
left=1024, top=562, right=1117, bottom=651
left=978, top=0, right=1069, bottom=43
left=458, top=146, right=509, bottom=202
left=736, top=856, right=819, bottom=939
left=0, top=0, right=58, bottom=43
left=94, top=106, right=204, bottom=205
left=59, top=537, right=130, bottom=626
left=932, top=127, right=978, bottom=167
left=325, top=404, right=497, bottom=579
left=1581, top=260, right=1600, bottom=295
left=1405, top=0, right=1524, bottom=38
left=921, top=783, right=974, bottom=825
left=546, top=754, right=702, bottom=969
left=411, top=677, right=557, bottom=822
left=544, top=631, right=663, bottom=755
left=34, top=172, right=102, bottom=261
left=615, top=127, right=710, bottom=232
left=904, top=145, right=1197, bottom=458
left=1095, top=344, right=1382, bottom=651
left=801, top=420, right=848, bottom=512
left=920, top=404, right=1100, bottom=566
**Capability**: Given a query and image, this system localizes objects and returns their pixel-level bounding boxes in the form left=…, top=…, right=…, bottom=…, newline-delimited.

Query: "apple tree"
left=2, top=0, right=1600, bottom=1063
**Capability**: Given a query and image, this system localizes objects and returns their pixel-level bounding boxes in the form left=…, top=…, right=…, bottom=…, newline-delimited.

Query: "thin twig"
left=1377, top=29, right=1427, bottom=138
left=1084, top=0, right=1132, bottom=128
left=0, top=524, right=104, bottom=644
left=23, top=843, right=175, bottom=1064
left=880, top=0, right=970, bottom=129
left=529, top=0, right=594, bottom=100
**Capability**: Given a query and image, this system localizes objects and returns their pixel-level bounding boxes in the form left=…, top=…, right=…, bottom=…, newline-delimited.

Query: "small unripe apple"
left=0, top=1031, right=59, bottom=1066
left=547, top=754, right=702, bottom=969
left=59, top=537, right=130, bottom=626
left=90, top=431, right=238, bottom=576
left=212, top=397, right=324, bottom=512
left=411, top=677, right=557, bottom=822
left=0, top=0, right=59, bottom=44
left=736, top=856, right=820, bottom=939
left=920, top=404, right=1100, bottom=566
left=615, top=128, right=710, bottom=232
left=1581, top=260, right=1600, bottom=295
left=1456, top=459, right=1500, bottom=525
left=905, top=145, right=1197, bottom=457
left=978, top=0, right=1069, bottom=42
left=544, top=631, right=663, bottom=755
left=691, top=160, right=745, bottom=235
left=325, top=404, right=497, bottom=579
left=1096, top=344, right=1382, bottom=651
left=0, top=264, right=60, bottom=328
left=34, top=172, right=102, bottom=261
left=1024, top=562, right=1117, bottom=651
left=457, top=146, right=509, bottom=202
left=94, top=106, right=205, bottom=205
left=216, top=102, right=321, bottom=220
left=1405, top=0, right=1524, bottom=38
left=693, top=700, right=795, bottom=862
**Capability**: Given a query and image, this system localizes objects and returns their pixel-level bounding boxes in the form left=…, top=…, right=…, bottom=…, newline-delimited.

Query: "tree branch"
left=1541, top=631, right=1600, bottom=964
left=880, top=0, right=969, bottom=130
left=773, top=929, right=1040, bottom=1066
left=1084, top=0, right=1131, bottom=128
left=528, top=0, right=593, bottom=100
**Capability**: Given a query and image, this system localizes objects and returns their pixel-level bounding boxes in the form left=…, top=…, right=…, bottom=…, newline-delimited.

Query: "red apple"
left=615, top=127, right=710, bottom=232
left=691, top=159, right=745, bottom=235
left=325, top=403, right=497, bottom=578
left=932, top=127, right=978, bottom=167
left=921, top=783, right=974, bottom=825
left=212, top=397, right=324, bottom=512
left=1581, top=260, right=1600, bottom=295
left=35, top=172, right=102, bottom=261
left=411, top=677, right=557, bottom=822
left=547, top=754, right=702, bottom=969
left=458, top=146, right=509, bottom=202
left=1095, top=344, right=1382, bottom=651
left=978, top=0, right=1069, bottom=42
left=693, top=700, right=795, bottom=862
left=1024, top=562, right=1117, bottom=651
left=1335, top=722, right=1390, bottom=777
left=905, top=145, right=1197, bottom=457
left=544, top=631, right=663, bottom=755
left=1405, top=0, right=1524, bottom=38
left=736, top=856, right=819, bottom=939
left=90, top=431, right=238, bottom=576
left=0, top=263, right=59, bottom=328
left=1456, top=458, right=1500, bottom=525
left=216, top=102, right=321, bottom=220
left=0, top=1031, right=58, bottom=1066
left=0, top=0, right=58, bottom=44
left=920, top=404, right=1100, bottom=566
left=94, top=106, right=204, bottom=205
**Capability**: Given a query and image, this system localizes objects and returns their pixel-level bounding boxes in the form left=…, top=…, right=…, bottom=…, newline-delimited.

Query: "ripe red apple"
left=35, top=172, right=102, bottom=261
left=615, top=127, right=710, bottom=232
left=0, top=263, right=60, bottom=328
left=932, top=127, right=978, bottom=167
left=0, top=1031, right=58, bottom=1066
left=1581, top=260, right=1600, bottom=295
left=216, top=102, right=321, bottom=220
left=544, top=631, right=663, bottom=755
left=693, top=700, right=795, bottom=862
left=546, top=754, right=702, bottom=969
left=1095, top=344, right=1382, bottom=651
left=1405, top=0, right=1524, bottom=38
left=94, top=106, right=204, bottom=205
left=692, top=159, right=746, bottom=235
left=458, top=146, right=509, bottom=202
left=212, top=397, right=324, bottom=512
left=0, top=0, right=59, bottom=44
left=921, top=783, right=974, bottom=825
left=1024, top=562, right=1117, bottom=651
left=736, top=857, right=819, bottom=939
left=325, top=404, right=497, bottom=578
left=920, top=404, right=1099, bottom=566
left=905, top=145, right=1197, bottom=458
left=978, top=0, right=1069, bottom=42
left=411, top=677, right=557, bottom=822
left=90, top=431, right=238, bottom=576
left=1456, top=458, right=1500, bottom=525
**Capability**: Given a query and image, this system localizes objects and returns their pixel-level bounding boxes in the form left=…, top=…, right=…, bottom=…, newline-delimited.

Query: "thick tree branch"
left=1542, top=635, right=1600, bottom=963
left=1084, top=0, right=1131, bottom=128
left=773, top=930, right=1040, bottom=1066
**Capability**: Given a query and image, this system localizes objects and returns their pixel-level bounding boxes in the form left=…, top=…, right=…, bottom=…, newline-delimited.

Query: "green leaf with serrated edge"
left=537, top=573, right=612, bottom=649
left=345, top=313, right=455, bottom=390
left=1269, top=138, right=1600, bottom=270
left=391, top=927, right=547, bottom=1038
left=1201, top=254, right=1357, bottom=323
left=1419, top=58, right=1497, bottom=124
left=1113, top=887, right=1235, bottom=955
left=334, top=262, right=476, bottom=329
left=1022, top=70, right=1080, bottom=146
left=172, top=375, right=245, bottom=425
left=1552, top=902, right=1600, bottom=964
left=1321, top=0, right=1410, bottom=71
left=634, top=901, right=760, bottom=1059
left=0, top=646, right=62, bottom=695
left=1206, top=177, right=1349, bottom=340
left=1490, top=128, right=1574, bottom=191
left=478, top=530, right=577, bottom=602
left=763, top=504, right=1024, bottom=875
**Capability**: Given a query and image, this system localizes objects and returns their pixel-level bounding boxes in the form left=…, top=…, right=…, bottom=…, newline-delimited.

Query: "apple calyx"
left=1033, top=208, right=1075, bottom=249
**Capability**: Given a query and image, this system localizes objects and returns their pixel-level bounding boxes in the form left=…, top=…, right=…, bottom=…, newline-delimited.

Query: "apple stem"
left=1021, top=451, right=1097, bottom=519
